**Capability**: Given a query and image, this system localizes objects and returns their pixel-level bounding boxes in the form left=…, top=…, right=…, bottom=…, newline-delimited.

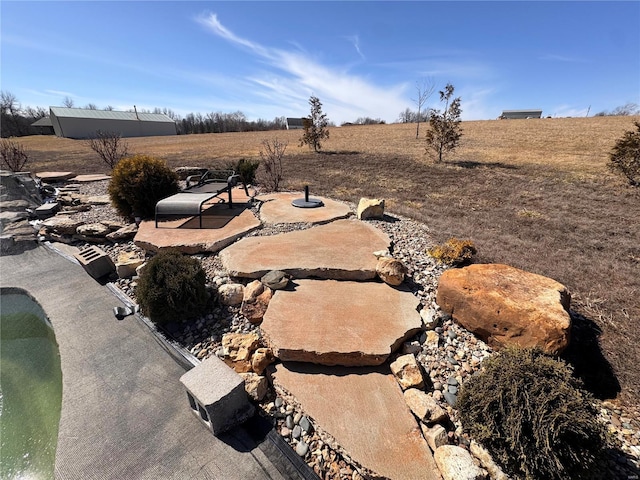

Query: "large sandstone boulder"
left=436, top=264, right=571, bottom=354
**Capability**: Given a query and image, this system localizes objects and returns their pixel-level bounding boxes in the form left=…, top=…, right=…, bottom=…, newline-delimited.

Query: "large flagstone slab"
left=219, top=219, right=390, bottom=280
left=134, top=208, right=260, bottom=254
left=257, top=192, right=352, bottom=224
left=262, top=279, right=423, bottom=366
left=271, top=363, right=441, bottom=480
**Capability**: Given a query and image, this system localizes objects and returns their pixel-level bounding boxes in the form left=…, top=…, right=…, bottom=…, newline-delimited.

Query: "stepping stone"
left=35, top=171, right=75, bottom=182
left=220, top=219, right=390, bottom=280
left=262, top=280, right=423, bottom=366
left=257, top=192, right=352, bottom=224
left=70, top=174, right=111, bottom=182
left=271, top=363, right=440, bottom=480
left=134, top=208, right=260, bottom=254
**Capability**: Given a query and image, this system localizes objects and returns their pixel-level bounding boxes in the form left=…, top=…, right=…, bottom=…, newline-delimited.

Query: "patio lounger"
left=155, top=192, right=222, bottom=228
left=155, top=169, right=247, bottom=228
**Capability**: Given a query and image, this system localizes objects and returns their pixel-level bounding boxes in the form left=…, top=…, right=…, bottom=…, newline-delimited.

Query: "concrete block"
left=180, top=356, right=255, bottom=436
left=74, top=245, right=115, bottom=279
left=35, top=202, right=59, bottom=219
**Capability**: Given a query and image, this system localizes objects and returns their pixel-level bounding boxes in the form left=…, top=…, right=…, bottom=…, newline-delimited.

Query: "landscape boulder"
left=239, top=372, right=268, bottom=401
left=376, top=256, right=408, bottom=286
left=116, top=251, right=145, bottom=279
left=357, top=198, right=385, bottom=220
left=106, top=223, right=138, bottom=241
left=390, top=354, right=425, bottom=390
left=218, top=283, right=244, bottom=306
left=403, top=388, right=448, bottom=425
left=251, top=347, right=274, bottom=374
left=421, top=424, right=449, bottom=452
left=241, top=288, right=273, bottom=324
left=222, top=333, right=260, bottom=362
left=434, top=445, right=487, bottom=480
left=261, top=270, right=290, bottom=290
left=76, top=222, right=111, bottom=237
left=41, top=216, right=85, bottom=235
left=436, top=264, right=571, bottom=354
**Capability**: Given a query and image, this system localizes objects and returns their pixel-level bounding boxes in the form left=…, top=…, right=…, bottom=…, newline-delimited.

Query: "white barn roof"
left=499, top=110, right=543, bottom=119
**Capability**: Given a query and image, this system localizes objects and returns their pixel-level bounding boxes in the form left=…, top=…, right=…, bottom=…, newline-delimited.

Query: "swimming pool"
left=1, top=288, right=62, bottom=480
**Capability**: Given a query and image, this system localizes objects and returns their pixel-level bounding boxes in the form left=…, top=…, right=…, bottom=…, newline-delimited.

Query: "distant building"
left=48, top=107, right=177, bottom=139
left=285, top=117, right=306, bottom=130
left=30, top=116, right=55, bottom=135
left=499, top=110, right=543, bottom=120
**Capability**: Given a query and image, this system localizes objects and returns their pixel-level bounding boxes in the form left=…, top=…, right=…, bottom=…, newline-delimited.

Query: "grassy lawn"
left=19, top=115, right=640, bottom=407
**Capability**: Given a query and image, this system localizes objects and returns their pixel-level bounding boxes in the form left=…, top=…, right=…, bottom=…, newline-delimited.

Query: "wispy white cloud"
left=539, top=54, right=587, bottom=63
left=456, top=87, right=498, bottom=121
left=197, top=12, right=410, bottom=123
left=345, top=34, right=365, bottom=60
left=550, top=104, right=590, bottom=118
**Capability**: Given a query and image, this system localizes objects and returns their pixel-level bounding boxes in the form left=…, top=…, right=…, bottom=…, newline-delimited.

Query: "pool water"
left=1, top=289, right=62, bottom=480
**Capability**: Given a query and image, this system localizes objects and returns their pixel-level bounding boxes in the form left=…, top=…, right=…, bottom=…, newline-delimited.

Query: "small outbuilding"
left=49, top=107, right=177, bottom=139
left=499, top=110, right=543, bottom=120
left=285, top=118, right=306, bottom=130
left=30, top=116, right=55, bottom=135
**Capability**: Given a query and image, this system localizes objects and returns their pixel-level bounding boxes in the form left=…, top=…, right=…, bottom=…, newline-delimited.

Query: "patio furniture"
left=154, top=169, right=249, bottom=228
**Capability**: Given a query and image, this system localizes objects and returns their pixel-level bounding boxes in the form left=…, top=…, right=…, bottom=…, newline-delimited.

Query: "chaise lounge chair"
left=155, top=169, right=248, bottom=228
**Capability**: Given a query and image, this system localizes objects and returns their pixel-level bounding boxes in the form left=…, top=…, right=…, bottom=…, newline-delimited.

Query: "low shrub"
left=427, top=237, right=476, bottom=266
left=136, top=249, right=208, bottom=326
left=107, top=154, right=178, bottom=219
left=0, top=139, right=29, bottom=172
left=226, top=158, right=260, bottom=186
left=609, top=120, right=640, bottom=186
left=457, top=347, right=607, bottom=480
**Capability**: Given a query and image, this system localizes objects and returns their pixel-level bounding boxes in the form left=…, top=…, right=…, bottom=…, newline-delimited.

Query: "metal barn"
left=499, top=110, right=543, bottom=119
left=49, top=107, right=177, bottom=139
left=285, top=117, right=306, bottom=130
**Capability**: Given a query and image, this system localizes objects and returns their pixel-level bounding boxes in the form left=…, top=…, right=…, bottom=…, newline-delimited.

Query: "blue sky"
left=2, top=1, right=639, bottom=124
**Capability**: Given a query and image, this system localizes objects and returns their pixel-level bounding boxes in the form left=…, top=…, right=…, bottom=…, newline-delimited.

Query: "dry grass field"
left=18, top=115, right=640, bottom=407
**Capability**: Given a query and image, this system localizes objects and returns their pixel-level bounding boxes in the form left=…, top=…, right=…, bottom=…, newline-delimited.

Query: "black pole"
left=304, top=185, right=309, bottom=202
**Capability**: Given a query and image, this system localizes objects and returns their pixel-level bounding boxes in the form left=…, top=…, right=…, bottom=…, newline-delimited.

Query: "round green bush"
left=457, top=347, right=607, bottom=480
left=136, top=249, right=208, bottom=326
left=108, top=154, right=178, bottom=219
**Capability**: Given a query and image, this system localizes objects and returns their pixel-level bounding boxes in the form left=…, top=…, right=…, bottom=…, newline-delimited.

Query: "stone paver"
left=134, top=207, right=260, bottom=254
left=261, top=279, right=423, bottom=366
left=271, top=363, right=441, bottom=480
left=35, top=171, right=75, bottom=182
left=71, top=174, right=111, bottom=182
left=220, top=219, right=390, bottom=280
left=257, top=192, right=352, bottom=224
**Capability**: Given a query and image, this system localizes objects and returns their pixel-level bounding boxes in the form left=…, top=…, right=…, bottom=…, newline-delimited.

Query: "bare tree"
left=86, top=130, right=129, bottom=170
left=258, top=137, right=287, bottom=191
left=0, top=139, right=29, bottom=172
left=62, top=96, right=74, bottom=108
left=413, top=79, right=435, bottom=139
left=85, top=103, right=98, bottom=110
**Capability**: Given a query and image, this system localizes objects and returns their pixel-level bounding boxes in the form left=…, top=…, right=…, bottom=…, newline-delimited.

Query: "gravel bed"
left=58, top=180, right=640, bottom=479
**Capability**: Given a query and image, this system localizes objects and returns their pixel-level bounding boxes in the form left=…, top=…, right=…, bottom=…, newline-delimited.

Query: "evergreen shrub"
left=108, top=154, right=178, bottom=219
left=457, top=347, right=607, bottom=480
left=136, top=249, right=208, bottom=326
